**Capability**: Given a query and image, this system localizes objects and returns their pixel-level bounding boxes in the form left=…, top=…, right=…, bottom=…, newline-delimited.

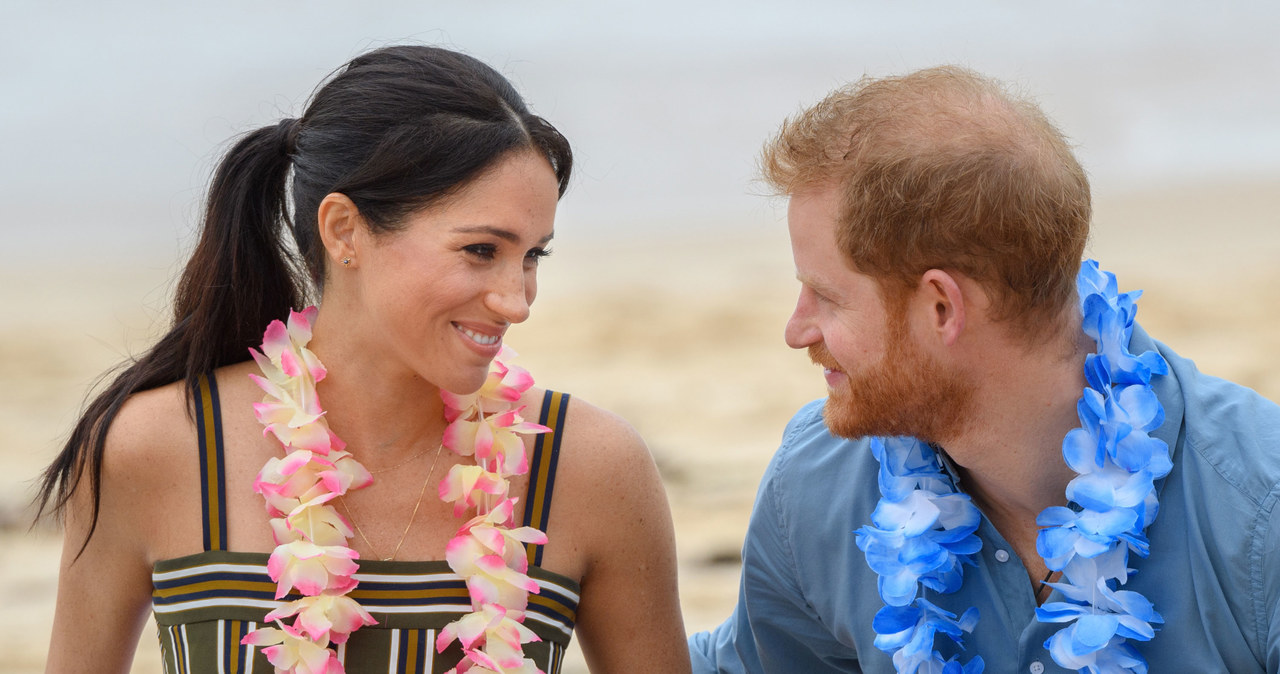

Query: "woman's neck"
left=307, top=314, right=448, bottom=462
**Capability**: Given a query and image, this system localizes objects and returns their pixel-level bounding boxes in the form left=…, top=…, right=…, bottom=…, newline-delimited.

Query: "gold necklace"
left=341, top=442, right=445, bottom=561
left=363, top=444, right=432, bottom=474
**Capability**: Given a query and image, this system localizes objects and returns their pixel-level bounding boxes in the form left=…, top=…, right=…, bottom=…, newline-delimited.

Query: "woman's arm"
left=554, top=399, right=691, bottom=673
left=45, top=387, right=186, bottom=673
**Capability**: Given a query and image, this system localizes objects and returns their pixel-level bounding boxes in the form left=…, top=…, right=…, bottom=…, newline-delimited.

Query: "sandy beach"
left=3, top=178, right=1279, bottom=672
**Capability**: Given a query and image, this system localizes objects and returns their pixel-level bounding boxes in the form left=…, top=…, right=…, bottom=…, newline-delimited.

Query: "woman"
left=37, top=45, right=689, bottom=673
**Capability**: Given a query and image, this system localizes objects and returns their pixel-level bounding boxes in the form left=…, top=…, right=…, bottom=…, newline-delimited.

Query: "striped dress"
left=151, top=376, right=579, bottom=673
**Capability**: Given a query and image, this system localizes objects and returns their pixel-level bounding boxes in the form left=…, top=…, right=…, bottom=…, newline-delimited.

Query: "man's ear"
left=917, top=269, right=966, bottom=347
left=317, top=192, right=362, bottom=268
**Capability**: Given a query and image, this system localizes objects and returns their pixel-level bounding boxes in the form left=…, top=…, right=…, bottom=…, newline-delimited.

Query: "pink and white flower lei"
left=240, top=307, right=551, bottom=674
left=437, top=346, right=551, bottom=674
left=240, top=307, right=376, bottom=674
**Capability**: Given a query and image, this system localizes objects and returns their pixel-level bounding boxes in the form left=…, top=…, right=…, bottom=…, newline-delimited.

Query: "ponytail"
left=34, top=119, right=306, bottom=556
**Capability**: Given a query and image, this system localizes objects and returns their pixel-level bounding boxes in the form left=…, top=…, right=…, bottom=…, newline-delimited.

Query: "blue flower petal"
left=1115, top=384, right=1163, bottom=431
left=1073, top=614, right=1121, bottom=651
left=1076, top=508, right=1139, bottom=541
left=1036, top=523, right=1078, bottom=564
left=1062, top=428, right=1102, bottom=474
left=872, top=603, right=921, bottom=636
left=878, top=568, right=921, bottom=607
left=1036, top=506, right=1077, bottom=527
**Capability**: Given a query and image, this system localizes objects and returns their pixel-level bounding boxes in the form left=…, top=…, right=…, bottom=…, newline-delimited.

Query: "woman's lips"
left=453, top=322, right=503, bottom=355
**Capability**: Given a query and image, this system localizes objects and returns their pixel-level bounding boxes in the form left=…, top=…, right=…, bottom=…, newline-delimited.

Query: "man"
left=689, top=66, right=1280, bottom=673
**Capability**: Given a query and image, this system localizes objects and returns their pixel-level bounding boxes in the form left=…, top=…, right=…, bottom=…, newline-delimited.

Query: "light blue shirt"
left=690, top=325, right=1280, bottom=673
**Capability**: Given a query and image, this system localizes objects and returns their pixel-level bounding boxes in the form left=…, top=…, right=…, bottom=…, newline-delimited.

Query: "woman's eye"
left=525, top=247, right=552, bottom=264
left=463, top=243, right=497, bottom=260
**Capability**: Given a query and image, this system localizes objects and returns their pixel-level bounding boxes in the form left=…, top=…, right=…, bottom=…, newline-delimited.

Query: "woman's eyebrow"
left=453, top=225, right=519, bottom=242
left=453, top=225, right=554, bottom=245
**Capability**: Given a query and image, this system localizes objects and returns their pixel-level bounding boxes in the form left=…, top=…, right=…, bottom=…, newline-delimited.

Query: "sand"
left=3, top=178, right=1278, bottom=672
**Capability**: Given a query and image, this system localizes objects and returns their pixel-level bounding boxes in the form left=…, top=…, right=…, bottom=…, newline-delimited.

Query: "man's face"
left=783, top=184, right=970, bottom=442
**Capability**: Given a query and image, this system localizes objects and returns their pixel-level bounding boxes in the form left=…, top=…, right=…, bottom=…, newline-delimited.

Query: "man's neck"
left=939, top=326, right=1093, bottom=526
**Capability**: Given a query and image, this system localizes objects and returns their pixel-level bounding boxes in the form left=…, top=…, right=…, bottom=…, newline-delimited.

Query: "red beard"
left=809, top=317, right=972, bottom=444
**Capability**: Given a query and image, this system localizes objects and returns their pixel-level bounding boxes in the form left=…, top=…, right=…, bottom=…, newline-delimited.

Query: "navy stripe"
left=208, top=374, right=227, bottom=551
left=154, top=588, right=281, bottom=606
left=348, top=596, right=469, bottom=608
left=397, top=627, right=411, bottom=669
left=222, top=620, right=235, bottom=674
left=354, top=579, right=467, bottom=591
left=157, top=572, right=470, bottom=592
left=534, top=393, right=569, bottom=567
left=195, top=377, right=212, bottom=553
left=157, top=590, right=472, bottom=608
left=196, top=374, right=228, bottom=552
left=154, top=570, right=274, bottom=590
left=523, top=390, right=556, bottom=530
left=523, top=391, right=569, bottom=566
left=527, top=602, right=575, bottom=622
left=416, top=629, right=429, bottom=672
left=529, top=587, right=578, bottom=610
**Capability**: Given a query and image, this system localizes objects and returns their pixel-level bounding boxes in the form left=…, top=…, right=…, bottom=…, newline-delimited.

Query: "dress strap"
left=194, top=373, right=228, bottom=552
left=523, top=390, right=569, bottom=566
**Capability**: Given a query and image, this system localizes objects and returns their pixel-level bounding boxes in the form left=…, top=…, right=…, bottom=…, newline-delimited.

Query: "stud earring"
left=341, top=258, right=351, bottom=266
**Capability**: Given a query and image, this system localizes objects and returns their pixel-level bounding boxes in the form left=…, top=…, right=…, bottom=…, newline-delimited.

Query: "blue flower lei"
left=855, top=260, right=1171, bottom=674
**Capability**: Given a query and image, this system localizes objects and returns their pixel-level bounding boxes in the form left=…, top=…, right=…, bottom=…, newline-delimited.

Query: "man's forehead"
left=787, top=183, right=842, bottom=219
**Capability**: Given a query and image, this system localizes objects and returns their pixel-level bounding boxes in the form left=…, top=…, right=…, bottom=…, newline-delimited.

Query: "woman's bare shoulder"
left=539, top=391, right=666, bottom=518
left=103, top=378, right=196, bottom=472
left=108, top=361, right=260, bottom=460
left=520, top=388, right=649, bottom=470
left=526, top=389, right=685, bottom=663
left=561, top=395, right=648, bottom=463
left=58, top=376, right=204, bottom=565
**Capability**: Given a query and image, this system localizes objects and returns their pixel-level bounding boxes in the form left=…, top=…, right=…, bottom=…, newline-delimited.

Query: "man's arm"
left=1261, top=482, right=1280, bottom=672
left=689, top=413, right=861, bottom=673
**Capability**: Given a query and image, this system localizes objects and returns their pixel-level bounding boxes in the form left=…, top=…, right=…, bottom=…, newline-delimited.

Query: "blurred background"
left=3, top=1, right=1278, bottom=671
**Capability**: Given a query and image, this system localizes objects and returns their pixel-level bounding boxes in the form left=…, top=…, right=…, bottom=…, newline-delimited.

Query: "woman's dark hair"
left=35, top=45, right=573, bottom=554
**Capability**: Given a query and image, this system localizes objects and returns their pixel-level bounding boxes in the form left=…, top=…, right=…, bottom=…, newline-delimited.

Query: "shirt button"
left=1029, top=662, right=1045, bottom=674
left=995, top=549, right=1010, bottom=562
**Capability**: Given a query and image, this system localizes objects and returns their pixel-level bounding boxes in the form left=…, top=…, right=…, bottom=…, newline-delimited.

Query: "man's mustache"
left=808, top=343, right=841, bottom=371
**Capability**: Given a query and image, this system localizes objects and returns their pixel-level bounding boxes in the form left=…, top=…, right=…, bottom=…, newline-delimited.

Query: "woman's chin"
left=438, top=368, right=491, bottom=397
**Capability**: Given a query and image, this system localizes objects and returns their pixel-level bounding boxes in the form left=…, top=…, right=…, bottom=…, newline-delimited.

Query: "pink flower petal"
left=289, top=307, right=317, bottom=342
left=444, top=419, right=479, bottom=457
left=241, top=626, right=285, bottom=647
left=280, top=347, right=303, bottom=378
left=262, top=319, right=290, bottom=353
left=473, top=420, right=496, bottom=459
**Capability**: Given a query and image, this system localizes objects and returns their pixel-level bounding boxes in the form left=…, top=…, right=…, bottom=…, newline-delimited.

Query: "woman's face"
left=349, top=150, right=560, bottom=394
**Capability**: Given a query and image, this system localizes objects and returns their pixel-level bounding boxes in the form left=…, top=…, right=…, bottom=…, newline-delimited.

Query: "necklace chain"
left=1035, top=568, right=1056, bottom=603
left=363, top=443, right=432, bottom=474
left=245, top=307, right=546, bottom=670
left=341, top=442, right=445, bottom=561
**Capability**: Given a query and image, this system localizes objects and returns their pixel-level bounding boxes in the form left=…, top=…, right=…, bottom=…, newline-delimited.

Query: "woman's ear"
left=917, top=269, right=966, bottom=347
left=317, top=193, right=362, bottom=268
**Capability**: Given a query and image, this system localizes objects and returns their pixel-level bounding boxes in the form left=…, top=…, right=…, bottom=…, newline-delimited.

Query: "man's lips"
left=808, top=344, right=845, bottom=387
left=822, top=367, right=847, bottom=387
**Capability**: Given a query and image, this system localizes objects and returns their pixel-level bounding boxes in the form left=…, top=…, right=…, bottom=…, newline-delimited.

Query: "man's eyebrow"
left=452, top=226, right=554, bottom=245
left=796, top=272, right=833, bottom=293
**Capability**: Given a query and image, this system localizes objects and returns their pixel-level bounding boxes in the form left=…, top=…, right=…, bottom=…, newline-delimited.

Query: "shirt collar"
left=1130, top=321, right=1185, bottom=493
